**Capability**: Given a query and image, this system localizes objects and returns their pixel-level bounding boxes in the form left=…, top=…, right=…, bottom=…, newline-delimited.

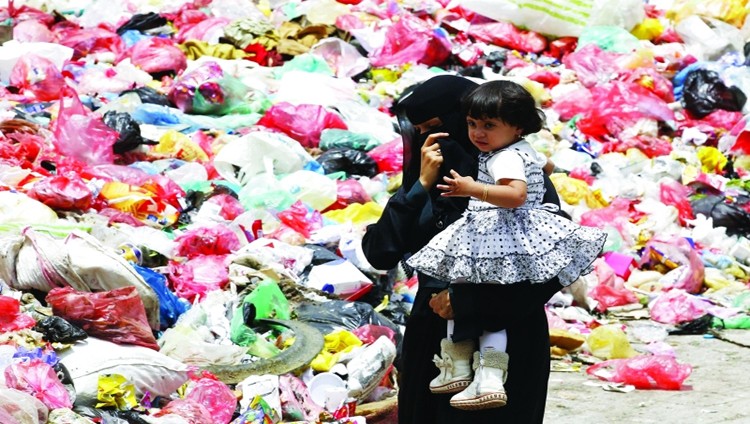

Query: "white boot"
left=429, top=338, right=475, bottom=394
left=450, top=348, right=508, bottom=410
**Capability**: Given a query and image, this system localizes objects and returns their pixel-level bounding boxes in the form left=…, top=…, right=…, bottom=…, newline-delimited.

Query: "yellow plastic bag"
left=323, top=201, right=384, bottom=226
left=667, top=0, right=748, bottom=27
left=550, top=173, right=609, bottom=209
left=310, top=330, right=363, bottom=371
left=153, top=130, right=209, bottom=162
left=586, top=325, right=638, bottom=360
left=96, top=374, right=137, bottom=409
left=696, top=146, right=728, bottom=173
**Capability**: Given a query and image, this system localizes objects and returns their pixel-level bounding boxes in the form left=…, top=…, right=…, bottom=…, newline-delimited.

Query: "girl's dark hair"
left=461, top=80, right=545, bottom=136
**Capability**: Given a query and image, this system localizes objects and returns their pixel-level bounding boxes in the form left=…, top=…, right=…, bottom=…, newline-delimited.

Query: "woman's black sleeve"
left=362, top=184, right=432, bottom=270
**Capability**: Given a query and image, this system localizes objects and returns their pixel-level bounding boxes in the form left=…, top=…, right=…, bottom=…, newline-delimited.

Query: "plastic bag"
left=461, top=0, right=595, bottom=37
left=133, top=265, right=189, bottom=331
left=317, top=148, right=379, bottom=177
left=4, top=359, right=72, bottom=409
left=184, top=372, right=237, bottom=424
left=174, top=225, right=241, bottom=258
left=128, top=37, right=187, bottom=75
left=649, top=289, right=709, bottom=324
left=0, top=295, right=36, bottom=332
left=257, top=102, right=348, bottom=148
left=9, top=53, right=66, bottom=101
left=46, top=286, right=159, bottom=350
left=586, top=324, right=638, bottom=360
left=0, top=387, right=49, bottom=424
left=32, top=316, right=87, bottom=344
left=682, top=69, right=746, bottom=118
left=116, top=12, right=168, bottom=35
left=294, top=300, right=401, bottom=346
left=26, top=174, right=94, bottom=210
left=588, top=283, right=639, bottom=313
left=280, top=170, right=338, bottom=211
left=640, top=237, right=705, bottom=293
left=369, top=13, right=451, bottom=67
left=168, top=254, right=230, bottom=302
left=168, top=61, right=253, bottom=115
left=324, top=179, right=371, bottom=211
left=103, top=111, right=157, bottom=154
left=367, top=138, right=403, bottom=174
left=52, top=87, right=118, bottom=165
left=586, top=354, right=692, bottom=390
left=153, top=398, right=214, bottom=424
left=659, top=179, right=694, bottom=225
left=690, top=194, right=750, bottom=237
left=467, top=21, right=547, bottom=53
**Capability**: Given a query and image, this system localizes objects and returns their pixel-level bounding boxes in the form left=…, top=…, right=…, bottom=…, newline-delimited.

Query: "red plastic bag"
left=174, top=225, right=241, bottom=258
left=27, top=174, right=94, bottom=210
left=46, top=286, right=159, bottom=350
left=589, top=284, right=639, bottom=313
left=203, top=193, right=244, bottom=220
left=468, top=21, right=547, bottom=53
left=324, top=179, right=371, bottom=212
left=9, top=54, right=66, bottom=101
left=4, top=359, right=72, bottom=409
left=367, top=138, right=402, bottom=174
left=52, top=24, right=125, bottom=60
left=127, top=37, right=187, bottom=75
left=52, top=87, right=118, bottom=165
left=277, top=201, right=323, bottom=238
left=0, top=296, right=36, bottom=332
left=586, top=354, right=692, bottom=390
left=257, top=102, right=347, bottom=148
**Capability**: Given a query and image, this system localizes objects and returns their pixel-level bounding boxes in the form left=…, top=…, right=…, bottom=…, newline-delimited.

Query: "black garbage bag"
left=316, top=148, right=379, bottom=177
left=122, top=86, right=173, bottom=107
left=668, top=314, right=713, bottom=335
left=690, top=194, right=750, bottom=237
left=103, top=111, right=157, bottom=154
left=116, top=12, right=168, bottom=35
left=33, top=316, right=88, bottom=343
left=682, top=69, right=747, bottom=118
left=294, top=300, right=402, bottom=346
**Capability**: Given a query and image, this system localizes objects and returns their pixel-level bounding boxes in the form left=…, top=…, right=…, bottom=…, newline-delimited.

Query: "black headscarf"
left=394, top=75, right=480, bottom=216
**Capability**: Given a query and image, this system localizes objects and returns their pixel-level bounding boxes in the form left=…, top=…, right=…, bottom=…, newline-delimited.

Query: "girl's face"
left=466, top=116, right=522, bottom=152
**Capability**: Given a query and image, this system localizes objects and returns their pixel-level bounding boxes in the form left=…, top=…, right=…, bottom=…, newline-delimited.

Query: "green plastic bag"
left=230, top=280, right=291, bottom=357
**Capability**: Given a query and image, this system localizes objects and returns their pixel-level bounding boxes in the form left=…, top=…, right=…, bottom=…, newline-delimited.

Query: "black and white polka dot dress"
left=407, top=142, right=606, bottom=287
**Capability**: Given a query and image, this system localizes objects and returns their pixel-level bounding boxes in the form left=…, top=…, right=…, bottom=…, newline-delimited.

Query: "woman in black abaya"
left=362, top=74, right=563, bottom=423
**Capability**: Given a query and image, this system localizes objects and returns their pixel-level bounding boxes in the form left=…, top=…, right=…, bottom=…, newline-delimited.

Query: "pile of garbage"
left=1, top=0, right=750, bottom=422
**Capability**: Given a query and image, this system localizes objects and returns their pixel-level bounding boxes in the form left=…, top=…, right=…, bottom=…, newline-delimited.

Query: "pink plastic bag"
left=257, top=102, right=348, bottom=148
left=27, top=174, right=94, bottom=210
left=203, top=193, right=244, bottom=220
left=127, top=37, right=187, bottom=75
left=4, top=359, right=72, bottom=409
left=174, top=225, right=241, bottom=258
left=324, top=179, right=371, bottom=212
left=586, top=354, right=692, bottom=390
left=277, top=201, right=323, bottom=238
left=352, top=324, right=395, bottom=345
left=367, top=138, right=403, bottom=174
left=52, top=24, right=124, bottom=60
left=153, top=399, right=214, bottom=424
left=46, top=286, right=159, bottom=350
left=659, top=179, right=694, bottom=225
left=562, top=44, right=621, bottom=88
left=0, top=296, right=36, bottom=332
left=369, top=13, right=451, bottom=67
left=12, top=19, right=53, bottom=42
left=52, top=87, right=118, bottom=165
left=9, top=54, right=66, bottom=101
left=168, top=255, right=230, bottom=302
left=468, top=21, right=547, bottom=53
left=589, top=284, right=639, bottom=313
left=649, top=289, right=708, bottom=324
left=184, top=371, right=237, bottom=424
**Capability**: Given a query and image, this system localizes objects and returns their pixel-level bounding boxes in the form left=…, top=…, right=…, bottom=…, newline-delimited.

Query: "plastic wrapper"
left=257, top=102, right=348, bottom=148
left=46, top=286, right=159, bottom=350
left=52, top=87, right=118, bottom=165
left=96, top=373, right=137, bottom=410
left=32, top=316, right=88, bottom=344
left=26, top=174, right=94, bottom=210
left=9, top=53, right=66, bottom=101
left=586, top=354, right=692, bottom=390
left=4, top=359, right=72, bottom=409
left=128, top=37, right=187, bottom=75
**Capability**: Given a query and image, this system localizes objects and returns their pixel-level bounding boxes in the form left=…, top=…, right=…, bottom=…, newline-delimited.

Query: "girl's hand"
left=418, top=132, right=448, bottom=189
left=437, top=169, right=476, bottom=197
left=429, top=289, right=454, bottom=319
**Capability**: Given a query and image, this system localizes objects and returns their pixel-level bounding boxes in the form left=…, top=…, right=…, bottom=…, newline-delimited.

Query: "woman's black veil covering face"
left=394, top=75, right=480, bottom=213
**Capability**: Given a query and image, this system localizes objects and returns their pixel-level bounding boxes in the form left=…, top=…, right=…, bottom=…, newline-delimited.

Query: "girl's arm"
left=437, top=170, right=527, bottom=208
left=543, top=158, right=555, bottom=175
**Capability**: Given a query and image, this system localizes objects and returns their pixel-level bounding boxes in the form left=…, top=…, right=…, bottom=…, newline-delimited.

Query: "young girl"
left=406, top=80, right=606, bottom=411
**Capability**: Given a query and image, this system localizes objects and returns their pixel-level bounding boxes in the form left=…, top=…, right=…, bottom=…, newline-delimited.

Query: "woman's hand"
left=429, top=289, right=455, bottom=319
left=418, top=132, right=448, bottom=190
left=437, top=169, right=477, bottom=198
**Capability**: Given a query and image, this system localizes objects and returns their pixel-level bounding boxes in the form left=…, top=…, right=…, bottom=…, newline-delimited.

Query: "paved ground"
left=545, top=330, right=750, bottom=423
